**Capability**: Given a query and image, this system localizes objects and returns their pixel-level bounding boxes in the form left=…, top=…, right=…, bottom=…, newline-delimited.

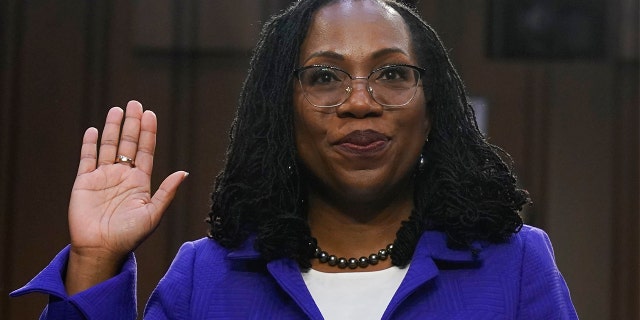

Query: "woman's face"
left=294, top=1, right=430, bottom=204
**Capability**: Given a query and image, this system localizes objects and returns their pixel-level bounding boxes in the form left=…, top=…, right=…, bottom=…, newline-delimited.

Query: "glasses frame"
left=293, top=64, right=426, bottom=108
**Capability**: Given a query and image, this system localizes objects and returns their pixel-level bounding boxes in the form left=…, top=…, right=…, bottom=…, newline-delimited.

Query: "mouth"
left=334, top=130, right=389, bottom=155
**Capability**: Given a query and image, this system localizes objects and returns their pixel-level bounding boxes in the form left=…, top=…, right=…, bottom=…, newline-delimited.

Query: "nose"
left=335, top=79, right=383, bottom=118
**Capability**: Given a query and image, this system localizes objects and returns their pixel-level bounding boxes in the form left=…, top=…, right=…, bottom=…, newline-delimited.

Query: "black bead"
left=368, top=254, right=379, bottom=265
left=348, top=258, right=358, bottom=269
left=312, top=242, right=394, bottom=269
left=378, top=249, right=388, bottom=260
left=318, top=251, right=329, bottom=263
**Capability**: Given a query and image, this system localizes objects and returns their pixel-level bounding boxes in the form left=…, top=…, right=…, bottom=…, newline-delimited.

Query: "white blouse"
left=301, top=266, right=409, bottom=319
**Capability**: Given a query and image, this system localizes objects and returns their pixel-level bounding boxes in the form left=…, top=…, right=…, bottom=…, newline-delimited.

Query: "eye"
left=302, top=67, right=343, bottom=87
left=375, top=66, right=409, bottom=82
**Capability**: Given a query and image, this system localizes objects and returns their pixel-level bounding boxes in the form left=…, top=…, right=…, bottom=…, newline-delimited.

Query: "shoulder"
left=169, top=237, right=263, bottom=276
left=423, top=225, right=559, bottom=275
left=179, top=237, right=228, bottom=256
left=418, top=225, right=555, bottom=264
left=510, top=229, right=578, bottom=317
left=170, top=237, right=230, bottom=269
left=477, top=224, right=553, bottom=253
left=488, top=225, right=572, bottom=301
left=146, top=238, right=234, bottom=317
left=151, top=238, right=233, bottom=297
left=409, top=226, right=575, bottom=318
left=474, top=224, right=557, bottom=268
left=507, top=224, right=556, bottom=263
left=513, top=224, right=553, bottom=246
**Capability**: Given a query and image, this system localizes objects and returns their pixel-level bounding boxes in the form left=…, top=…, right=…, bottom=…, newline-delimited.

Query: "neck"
left=306, top=187, right=414, bottom=272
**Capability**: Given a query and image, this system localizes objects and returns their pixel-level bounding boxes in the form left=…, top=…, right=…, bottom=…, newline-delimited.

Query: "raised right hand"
left=65, top=101, right=187, bottom=294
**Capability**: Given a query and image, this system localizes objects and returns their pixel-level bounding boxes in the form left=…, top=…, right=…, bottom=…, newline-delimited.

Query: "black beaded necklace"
left=313, top=243, right=394, bottom=269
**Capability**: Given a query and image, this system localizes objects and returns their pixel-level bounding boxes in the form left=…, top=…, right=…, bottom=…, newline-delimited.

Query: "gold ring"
left=115, top=155, right=135, bottom=167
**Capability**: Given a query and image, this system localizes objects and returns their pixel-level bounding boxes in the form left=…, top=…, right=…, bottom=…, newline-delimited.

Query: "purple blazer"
left=11, top=225, right=577, bottom=319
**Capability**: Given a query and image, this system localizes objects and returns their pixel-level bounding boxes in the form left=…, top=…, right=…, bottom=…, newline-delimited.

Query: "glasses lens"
left=298, top=67, right=349, bottom=107
left=296, top=65, right=422, bottom=108
left=370, top=66, right=421, bottom=107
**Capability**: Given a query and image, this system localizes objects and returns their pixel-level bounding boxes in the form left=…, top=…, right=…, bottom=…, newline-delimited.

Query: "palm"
left=63, top=101, right=186, bottom=294
left=68, top=101, right=186, bottom=260
left=70, top=165, right=154, bottom=256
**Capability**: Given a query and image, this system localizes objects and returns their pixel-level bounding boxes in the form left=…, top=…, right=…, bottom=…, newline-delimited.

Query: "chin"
left=335, top=174, right=407, bottom=201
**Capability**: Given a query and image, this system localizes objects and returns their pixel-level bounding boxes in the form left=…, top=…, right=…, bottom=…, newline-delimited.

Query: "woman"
left=12, top=0, right=577, bottom=319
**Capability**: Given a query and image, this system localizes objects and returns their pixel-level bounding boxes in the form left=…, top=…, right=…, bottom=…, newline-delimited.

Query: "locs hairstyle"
left=208, top=0, right=529, bottom=268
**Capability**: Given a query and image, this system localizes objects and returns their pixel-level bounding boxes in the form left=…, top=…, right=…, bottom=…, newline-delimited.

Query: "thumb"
left=148, top=171, right=189, bottom=220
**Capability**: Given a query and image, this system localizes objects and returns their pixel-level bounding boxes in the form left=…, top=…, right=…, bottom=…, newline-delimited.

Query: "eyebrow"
left=302, top=51, right=344, bottom=64
left=301, top=47, right=409, bottom=65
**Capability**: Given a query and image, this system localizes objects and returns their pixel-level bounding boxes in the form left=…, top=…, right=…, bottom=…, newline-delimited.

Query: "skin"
left=65, top=101, right=187, bottom=294
left=294, top=1, right=431, bottom=272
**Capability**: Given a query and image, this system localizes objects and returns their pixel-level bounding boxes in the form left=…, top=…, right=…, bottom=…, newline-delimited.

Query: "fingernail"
left=183, top=172, right=190, bottom=178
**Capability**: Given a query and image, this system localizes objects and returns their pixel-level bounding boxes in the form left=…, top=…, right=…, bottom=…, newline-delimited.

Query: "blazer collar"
left=225, top=235, right=261, bottom=260
left=224, top=231, right=484, bottom=320
left=419, top=231, right=484, bottom=262
left=225, top=231, right=484, bottom=266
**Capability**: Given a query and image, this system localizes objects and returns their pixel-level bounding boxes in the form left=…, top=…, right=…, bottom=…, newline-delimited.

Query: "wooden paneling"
left=3, top=1, right=90, bottom=317
left=0, top=0, right=23, bottom=316
left=611, top=60, right=639, bottom=320
left=611, top=1, right=639, bottom=318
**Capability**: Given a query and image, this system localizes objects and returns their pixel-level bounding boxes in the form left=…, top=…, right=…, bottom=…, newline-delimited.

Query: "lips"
left=335, top=130, right=389, bottom=155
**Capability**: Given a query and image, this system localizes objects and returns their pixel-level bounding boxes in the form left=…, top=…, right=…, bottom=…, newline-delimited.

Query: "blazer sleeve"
left=517, top=227, right=578, bottom=319
left=9, top=245, right=138, bottom=320
left=143, top=241, right=196, bottom=319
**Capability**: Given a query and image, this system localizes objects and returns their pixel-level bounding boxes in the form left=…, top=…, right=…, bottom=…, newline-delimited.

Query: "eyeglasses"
left=294, top=64, right=426, bottom=108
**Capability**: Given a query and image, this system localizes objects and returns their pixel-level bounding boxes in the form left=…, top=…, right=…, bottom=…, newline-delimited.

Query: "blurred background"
left=1, top=0, right=638, bottom=318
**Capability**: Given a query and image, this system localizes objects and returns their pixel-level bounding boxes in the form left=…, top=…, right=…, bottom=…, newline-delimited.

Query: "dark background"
left=1, top=0, right=638, bottom=318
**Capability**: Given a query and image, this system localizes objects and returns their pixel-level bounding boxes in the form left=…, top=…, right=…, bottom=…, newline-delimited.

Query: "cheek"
left=293, top=89, right=334, bottom=150
left=293, top=105, right=325, bottom=158
left=406, top=98, right=430, bottom=138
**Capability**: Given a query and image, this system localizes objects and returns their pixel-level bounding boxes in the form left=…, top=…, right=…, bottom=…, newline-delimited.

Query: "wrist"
left=65, top=247, right=127, bottom=295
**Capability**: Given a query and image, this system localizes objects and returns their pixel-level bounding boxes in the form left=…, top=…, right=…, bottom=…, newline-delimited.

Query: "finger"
left=134, top=110, right=157, bottom=176
left=147, top=171, right=189, bottom=224
left=97, top=107, right=124, bottom=166
left=77, top=127, right=99, bottom=176
left=116, top=101, right=143, bottom=165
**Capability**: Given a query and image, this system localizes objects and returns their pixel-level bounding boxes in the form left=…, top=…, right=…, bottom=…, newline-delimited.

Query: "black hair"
left=208, top=0, right=529, bottom=268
